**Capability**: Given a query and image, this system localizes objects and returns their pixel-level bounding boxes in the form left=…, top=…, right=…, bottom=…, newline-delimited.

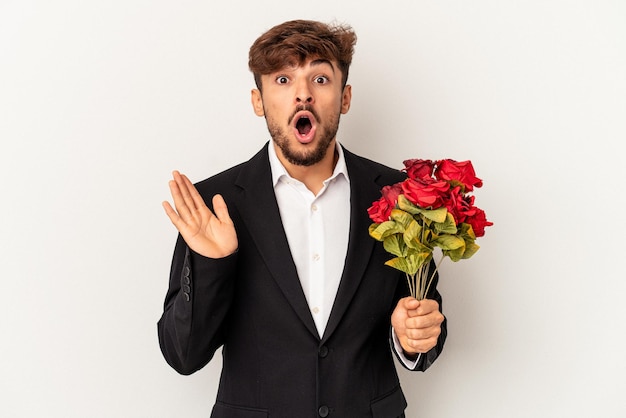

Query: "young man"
left=158, top=20, right=446, bottom=418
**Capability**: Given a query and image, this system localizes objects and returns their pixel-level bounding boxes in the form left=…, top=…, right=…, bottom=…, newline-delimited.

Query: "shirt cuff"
left=391, top=327, right=422, bottom=369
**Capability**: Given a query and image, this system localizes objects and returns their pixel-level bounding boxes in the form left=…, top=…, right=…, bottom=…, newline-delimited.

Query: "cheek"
left=263, top=99, right=289, bottom=118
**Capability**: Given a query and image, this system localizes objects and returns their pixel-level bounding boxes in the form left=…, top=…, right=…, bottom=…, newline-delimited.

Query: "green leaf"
left=409, top=240, right=433, bottom=254
left=434, top=212, right=458, bottom=235
left=432, top=234, right=465, bottom=251
left=369, top=221, right=404, bottom=241
left=383, top=234, right=408, bottom=257
left=419, top=207, right=448, bottom=223
left=397, top=195, right=447, bottom=222
left=458, top=222, right=476, bottom=240
left=461, top=242, right=480, bottom=259
left=444, top=244, right=466, bottom=262
left=403, top=219, right=421, bottom=248
left=385, top=257, right=414, bottom=275
left=385, top=252, right=431, bottom=275
left=390, top=209, right=414, bottom=230
left=397, top=195, right=422, bottom=215
left=409, top=251, right=433, bottom=270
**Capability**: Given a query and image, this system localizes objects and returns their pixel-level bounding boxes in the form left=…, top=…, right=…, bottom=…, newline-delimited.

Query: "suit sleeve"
left=391, top=260, right=447, bottom=372
left=157, top=234, right=237, bottom=375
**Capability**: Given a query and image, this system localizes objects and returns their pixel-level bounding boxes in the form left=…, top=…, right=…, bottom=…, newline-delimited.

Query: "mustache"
left=288, top=104, right=320, bottom=125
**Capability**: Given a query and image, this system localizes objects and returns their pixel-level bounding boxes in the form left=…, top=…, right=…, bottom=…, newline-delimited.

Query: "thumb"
left=404, top=297, right=420, bottom=317
left=212, top=194, right=232, bottom=223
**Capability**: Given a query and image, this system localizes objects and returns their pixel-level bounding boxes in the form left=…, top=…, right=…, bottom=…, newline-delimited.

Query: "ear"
left=340, top=85, right=352, bottom=114
left=251, top=89, right=265, bottom=116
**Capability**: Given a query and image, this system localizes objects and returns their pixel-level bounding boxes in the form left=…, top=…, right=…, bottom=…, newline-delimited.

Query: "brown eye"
left=315, top=76, right=329, bottom=84
left=276, top=76, right=289, bottom=84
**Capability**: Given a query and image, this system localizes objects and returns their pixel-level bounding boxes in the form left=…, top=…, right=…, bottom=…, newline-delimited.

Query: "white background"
left=1, top=1, right=625, bottom=417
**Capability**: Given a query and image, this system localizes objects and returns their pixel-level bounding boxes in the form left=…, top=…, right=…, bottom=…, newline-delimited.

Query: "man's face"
left=251, top=59, right=352, bottom=167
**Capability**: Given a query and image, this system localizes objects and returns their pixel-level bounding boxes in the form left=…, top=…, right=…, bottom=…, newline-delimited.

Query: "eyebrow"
left=270, top=59, right=336, bottom=77
left=309, top=59, right=336, bottom=72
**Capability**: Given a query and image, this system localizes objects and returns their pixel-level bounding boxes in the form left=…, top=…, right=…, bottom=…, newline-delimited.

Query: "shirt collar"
left=268, top=141, right=350, bottom=188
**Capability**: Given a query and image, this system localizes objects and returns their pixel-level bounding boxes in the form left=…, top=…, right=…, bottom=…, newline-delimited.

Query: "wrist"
left=402, top=346, right=419, bottom=360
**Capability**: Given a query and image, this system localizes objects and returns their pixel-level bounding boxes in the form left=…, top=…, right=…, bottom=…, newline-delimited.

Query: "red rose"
left=367, top=183, right=402, bottom=223
left=381, top=183, right=402, bottom=204
left=367, top=199, right=391, bottom=223
left=441, top=186, right=473, bottom=224
left=464, top=208, right=493, bottom=237
left=403, top=159, right=435, bottom=181
left=435, top=159, right=483, bottom=192
left=401, top=178, right=449, bottom=209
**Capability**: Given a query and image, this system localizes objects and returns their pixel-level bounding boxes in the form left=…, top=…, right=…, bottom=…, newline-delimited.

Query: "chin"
left=280, top=139, right=330, bottom=167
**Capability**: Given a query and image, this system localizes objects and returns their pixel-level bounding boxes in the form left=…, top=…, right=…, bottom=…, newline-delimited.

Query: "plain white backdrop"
left=1, top=1, right=625, bottom=417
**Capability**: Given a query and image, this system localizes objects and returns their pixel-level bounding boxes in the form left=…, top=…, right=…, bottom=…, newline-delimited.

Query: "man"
left=158, top=20, right=446, bottom=418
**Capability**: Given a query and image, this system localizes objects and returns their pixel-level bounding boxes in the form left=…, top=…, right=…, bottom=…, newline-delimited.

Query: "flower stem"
left=406, top=272, right=414, bottom=298
left=423, top=254, right=445, bottom=299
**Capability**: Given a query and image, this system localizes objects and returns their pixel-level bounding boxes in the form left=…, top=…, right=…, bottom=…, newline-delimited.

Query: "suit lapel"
left=231, top=145, right=393, bottom=343
left=233, top=145, right=320, bottom=339
left=321, top=149, right=386, bottom=342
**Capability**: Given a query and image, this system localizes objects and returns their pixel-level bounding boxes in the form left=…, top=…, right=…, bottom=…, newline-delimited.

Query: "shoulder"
left=193, top=145, right=270, bottom=198
left=342, top=147, right=406, bottom=186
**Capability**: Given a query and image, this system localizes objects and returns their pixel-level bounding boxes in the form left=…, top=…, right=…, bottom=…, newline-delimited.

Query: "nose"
left=296, top=93, right=313, bottom=103
left=295, top=80, right=314, bottom=104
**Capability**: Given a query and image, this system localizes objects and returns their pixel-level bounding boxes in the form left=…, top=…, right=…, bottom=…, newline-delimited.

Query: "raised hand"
left=162, top=171, right=238, bottom=258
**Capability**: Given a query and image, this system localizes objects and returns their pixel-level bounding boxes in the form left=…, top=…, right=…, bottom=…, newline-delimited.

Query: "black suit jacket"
left=158, top=145, right=446, bottom=418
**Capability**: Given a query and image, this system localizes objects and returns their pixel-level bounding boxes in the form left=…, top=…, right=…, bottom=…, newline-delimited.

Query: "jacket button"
left=318, top=405, right=329, bottom=417
left=318, top=346, right=329, bottom=358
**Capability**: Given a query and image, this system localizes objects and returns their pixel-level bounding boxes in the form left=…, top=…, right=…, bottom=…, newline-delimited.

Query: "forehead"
left=269, top=58, right=337, bottom=74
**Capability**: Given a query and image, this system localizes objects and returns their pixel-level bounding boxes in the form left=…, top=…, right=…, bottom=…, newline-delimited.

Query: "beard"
left=266, top=104, right=340, bottom=167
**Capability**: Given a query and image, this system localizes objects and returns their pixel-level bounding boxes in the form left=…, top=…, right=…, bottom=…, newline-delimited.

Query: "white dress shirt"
left=269, top=142, right=350, bottom=336
left=268, top=142, right=419, bottom=367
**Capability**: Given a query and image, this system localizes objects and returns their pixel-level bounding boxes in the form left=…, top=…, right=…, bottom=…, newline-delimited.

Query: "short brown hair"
left=248, top=20, right=357, bottom=90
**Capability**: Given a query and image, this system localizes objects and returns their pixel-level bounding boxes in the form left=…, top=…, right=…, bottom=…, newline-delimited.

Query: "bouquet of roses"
left=368, top=159, right=492, bottom=300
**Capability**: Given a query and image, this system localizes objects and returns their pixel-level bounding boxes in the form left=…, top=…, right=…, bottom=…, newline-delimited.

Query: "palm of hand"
left=163, top=171, right=238, bottom=259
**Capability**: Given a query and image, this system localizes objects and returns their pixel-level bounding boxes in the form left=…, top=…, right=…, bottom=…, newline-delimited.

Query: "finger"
left=212, top=194, right=233, bottom=224
left=173, top=171, right=199, bottom=214
left=407, top=311, right=444, bottom=333
left=415, top=299, right=439, bottom=316
left=405, top=328, right=428, bottom=341
left=404, top=297, right=420, bottom=318
left=407, top=335, right=439, bottom=353
left=162, top=201, right=183, bottom=228
left=168, top=177, right=193, bottom=221
left=181, top=172, right=212, bottom=217
left=403, top=297, right=419, bottom=308
left=407, top=314, right=440, bottom=331
left=406, top=323, right=441, bottom=340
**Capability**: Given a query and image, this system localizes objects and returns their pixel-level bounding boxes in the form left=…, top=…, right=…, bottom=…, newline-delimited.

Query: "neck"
left=275, top=141, right=338, bottom=195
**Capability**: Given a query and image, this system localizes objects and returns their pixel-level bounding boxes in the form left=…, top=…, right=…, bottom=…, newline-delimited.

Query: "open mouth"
left=292, top=111, right=317, bottom=143
left=296, top=116, right=312, bottom=136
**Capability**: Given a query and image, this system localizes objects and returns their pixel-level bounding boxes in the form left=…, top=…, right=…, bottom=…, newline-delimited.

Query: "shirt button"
left=318, top=405, right=329, bottom=417
left=312, top=253, right=320, bottom=261
left=311, top=204, right=318, bottom=212
left=312, top=307, right=320, bottom=314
